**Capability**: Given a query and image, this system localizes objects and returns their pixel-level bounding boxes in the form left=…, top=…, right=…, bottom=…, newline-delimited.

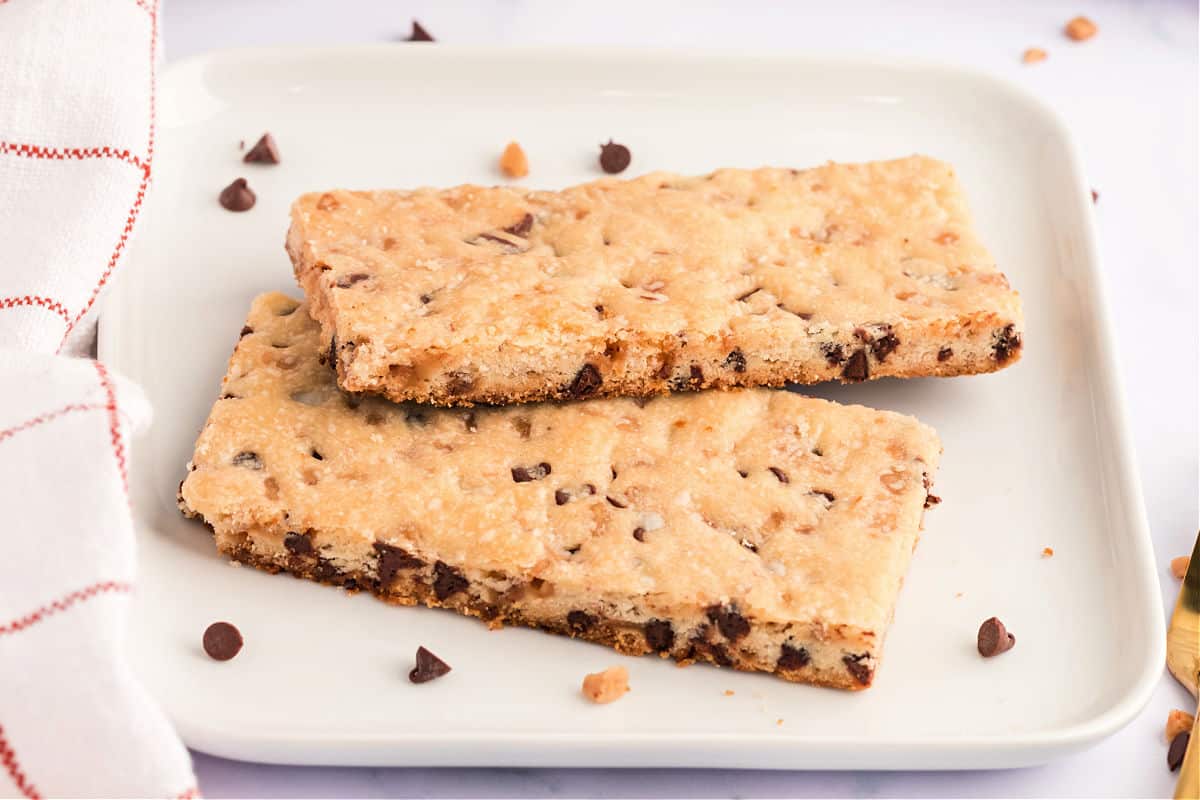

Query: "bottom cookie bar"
left=180, top=293, right=943, bottom=689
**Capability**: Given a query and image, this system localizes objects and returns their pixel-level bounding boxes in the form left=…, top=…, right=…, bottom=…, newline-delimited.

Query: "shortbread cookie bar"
left=286, top=156, right=1022, bottom=406
left=179, top=293, right=943, bottom=690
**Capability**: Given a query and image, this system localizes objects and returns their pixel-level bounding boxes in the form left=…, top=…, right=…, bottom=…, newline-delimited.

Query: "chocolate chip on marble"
left=821, top=342, right=846, bottom=366
left=992, top=324, right=1022, bottom=363
left=645, top=619, right=675, bottom=652
left=724, top=349, right=747, bottom=373
left=409, top=646, right=452, bottom=684
left=511, top=462, right=551, bottom=483
left=375, top=542, right=423, bottom=585
left=843, top=653, right=873, bottom=685
left=567, top=610, right=597, bottom=634
left=598, top=140, right=632, bottom=174
left=202, top=621, right=243, bottom=661
left=842, top=348, right=869, bottom=381
left=406, top=20, right=435, bottom=42
left=777, top=644, right=811, bottom=671
left=937, top=346, right=953, bottom=362
left=335, top=272, right=371, bottom=288
left=706, top=604, right=751, bottom=642
left=433, top=561, right=468, bottom=600
left=218, top=178, right=255, bottom=212
left=504, top=213, right=534, bottom=237
left=284, top=531, right=313, bottom=556
left=566, top=363, right=602, bottom=398
left=768, top=467, right=789, bottom=484
left=231, top=451, right=263, bottom=469
left=243, top=133, right=280, bottom=164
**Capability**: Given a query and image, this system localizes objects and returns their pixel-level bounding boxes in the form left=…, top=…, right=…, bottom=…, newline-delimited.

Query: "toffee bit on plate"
left=499, top=141, right=529, bottom=178
left=1064, top=16, right=1098, bottom=42
left=582, top=665, right=629, bottom=704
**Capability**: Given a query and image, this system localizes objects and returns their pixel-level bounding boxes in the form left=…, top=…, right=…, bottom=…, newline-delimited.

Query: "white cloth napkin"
left=0, top=1, right=198, bottom=796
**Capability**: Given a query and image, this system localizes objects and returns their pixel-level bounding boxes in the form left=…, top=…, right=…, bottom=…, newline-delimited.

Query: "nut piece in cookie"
left=581, top=665, right=629, bottom=704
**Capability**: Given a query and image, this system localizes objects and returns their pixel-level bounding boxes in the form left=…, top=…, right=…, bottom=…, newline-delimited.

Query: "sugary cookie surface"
left=287, top=156, right=1022, bottom=406
left=180, top=293, right=943, bottom=688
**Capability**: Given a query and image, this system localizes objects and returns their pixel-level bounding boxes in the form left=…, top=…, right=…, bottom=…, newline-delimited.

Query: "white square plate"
left=101, top=46, right=1163, bottom=769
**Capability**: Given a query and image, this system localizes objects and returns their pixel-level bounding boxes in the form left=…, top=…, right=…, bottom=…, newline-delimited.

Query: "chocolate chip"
left=202, top=621, right=243, bottom=661
left=566, top=363, right=602, bottom=398
left=992, top=324, right=1022, bottom=363
left=335, top=272, right=370, bottom=288
left=977, top=616, right=1015, bottom=657
left=313, top=558, right=340, bottom=581
left=433, top=561, right=468, bottom=600
left=606, top=495, right=628, bottom=509
left=409, top=646, right=452, bottom=684
left=737, top=469, right=748, bottom=478
left=723, top=350, right=747, bottom=373
left=645, top=619, right=675, bottom=652
left=706, top=604, right=751, bottom=642
left=777, top=644, right=810, bottom=671
left=810, top=490, right=835, bottom=504
left=842, top=348, right=869, bottom=381
left=327, top=338, right=338, bottom=373
left=446, top=371, right=474, bottom=395
left=231, top=451, right=262, bottom=469
left=598, top=140, right=631, bottom=174
left=284, top=532, right=313, bottom=556
left=406, top=20, right=434, bottom=42
left=1169, top=731, right=1190, bottom=772
left=871, top=329, right=899, bottom=361
left=821, top=342, right=846, bottom=365
left=937, top=346, right=953, bottom=362
left=632, top=527, right=646, bottom=542
left=243, top=133, right=280, bottom=165
left=843, top=653, right=873, bottom=685
left=310, top=448, right=324, bottom=461
left=375, top=542, right=422, bottom=585
left=239, top=325, right=253, bottom=338
left=768, top=467, right=789, bottom=484
left=554, top=489, right=570, bottom=505
left=504, top=213, right=534, bottom=237
left=419, top=293, right=433, bottom=304
left=692, top=639, right=733, bottom=667
left=218, top=178, right=256, bottom=212
left=565, top=544, right=582, bottom=555
left=511, top=462, right=551, bottom=482
left=567, top=610, right=596, bottom=634
left=924, top=493, right=942, bottom=509
left=1091, top=189, right=1099, bottom=204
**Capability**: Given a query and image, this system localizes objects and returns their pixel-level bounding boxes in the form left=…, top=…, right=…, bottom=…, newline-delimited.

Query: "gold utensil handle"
left=1176, top=705, right=1200, bottom=800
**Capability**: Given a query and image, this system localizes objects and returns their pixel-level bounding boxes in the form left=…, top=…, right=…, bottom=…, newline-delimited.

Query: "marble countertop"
left=164, top=0, right=1198, bottom=796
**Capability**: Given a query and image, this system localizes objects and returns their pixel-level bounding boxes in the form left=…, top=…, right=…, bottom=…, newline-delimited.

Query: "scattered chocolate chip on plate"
left=406, top=20, right=434, bottom=42
left=599, top=140, right=631, bottom=174
left=243, top=133, right=280, bottom=165
left=977, top=617, right=1015, bottom=657
left=203, top=621, right=243, bottom=661
left=409, top=646, right=452, bottom=684
left=219, top=178, right=256, bottom=212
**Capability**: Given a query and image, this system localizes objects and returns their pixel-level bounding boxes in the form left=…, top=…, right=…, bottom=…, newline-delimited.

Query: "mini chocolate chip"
left=375, top=542, right=422, bottom=585
left=870, top=329, right=899, bottom=361
left=239, top=325, right=253, bottom=338
left=740, top=540, right=758, bottom=553
left=284, top=532, right=313, bottom=556
left=1169, top=731, right=1190, bottom=772
left=406, top=20, right=434, bottom=41
left=768, top=467, right=789, bottom=484
left=218, top=178, right=255, bottom=212
left=977, top=617, right=1015, bottom=657
left=409, top=646, right=452, bottom=684
left=504, top=213, right=534, bottom=237
left=566, top=363, right=602, bottom=398
left=706, top=604, right=751, bottom=642
left=843, top=653, right=872, bottom=685
left=433, top=561, right=468, bottom=601
left=599, top=140, right=631, bottom=174
left=993, top=324, right=1022, bottom=363
left=567, top=610, right=596, bottom=634
left=645, top=619, right=675, bottom=652
left=777, top=644, right=811, bottom=671
left=310, top=448, right=324, bottom=461
left=842, top=348, right=869, bottom=381
left=821, top=342, right=846, bottom=366
left=511, top=462, right=551, bottom=483
left=632, top=527, right=646, bottom=542
left=737, top=469, right=748, bottom=478
left=231, top=451, right=262, bottom=469
left=724, top=349, right=747, bottom=373
left=554, top=489, right=570, bottom=506
left=810, top=490, right=836, bottom=504
left=336, top=272, right=370, bottom=288
left=937, top=346, right=953, bottom=362
left=243, top=133, right=280, bottom=165
left=924, top=493, right=942, bottom=509
left=606, top=495, right=628, bottom=509
left=202, top=621, right=243, bottom=661
left=446, top=371, right=474, bottom=395
left=419, top=293, right=433, bottom=304
left=565, top=544, right=582, bottom=555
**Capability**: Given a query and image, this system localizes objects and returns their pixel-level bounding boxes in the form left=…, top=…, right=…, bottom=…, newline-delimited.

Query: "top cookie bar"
left=287, top=156, right=1023, bottom=406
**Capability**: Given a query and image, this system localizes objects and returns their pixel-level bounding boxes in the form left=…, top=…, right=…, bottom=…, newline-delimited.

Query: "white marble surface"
left=162, top=0, right=1198, bottom=796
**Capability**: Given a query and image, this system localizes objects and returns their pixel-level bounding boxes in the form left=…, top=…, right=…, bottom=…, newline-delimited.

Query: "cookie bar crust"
left=180, top=293, right=943, bottom=689
left=286, top=156, right=1023, bottom=406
